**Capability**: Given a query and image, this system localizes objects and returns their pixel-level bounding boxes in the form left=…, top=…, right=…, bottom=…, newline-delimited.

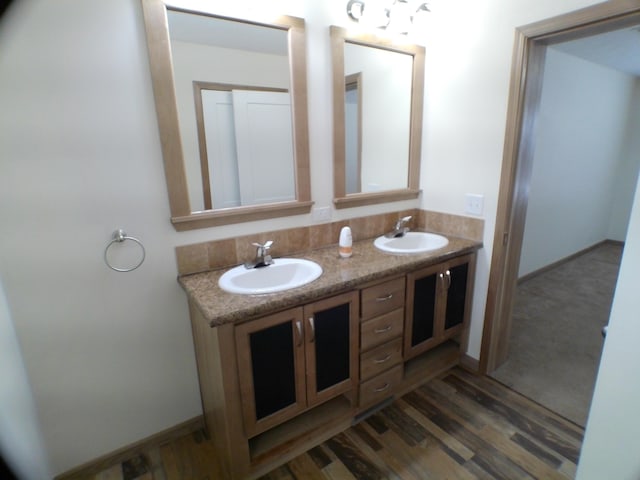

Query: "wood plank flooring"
left=93, top=367, right=584, bottom=479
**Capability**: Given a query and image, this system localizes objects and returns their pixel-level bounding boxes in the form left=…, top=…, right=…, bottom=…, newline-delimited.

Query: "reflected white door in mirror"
left=194, top=84, right=295, bottom=210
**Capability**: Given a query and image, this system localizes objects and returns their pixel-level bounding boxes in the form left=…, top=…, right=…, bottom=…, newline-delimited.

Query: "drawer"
left=360, top=338, right=402, bottom=381
left=360, top=308, right=404, bottom=351
left=361, top=277, right=405, bottom=320
left=359, top=365, right=403, bottom=408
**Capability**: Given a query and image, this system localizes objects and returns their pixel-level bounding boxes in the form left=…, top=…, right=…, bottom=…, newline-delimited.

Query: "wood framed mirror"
left=330, top=26, right=425, bottom=209
left=141, top=0, right=312, bottom=231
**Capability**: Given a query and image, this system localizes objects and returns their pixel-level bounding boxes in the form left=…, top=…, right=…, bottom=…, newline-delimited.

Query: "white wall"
left=344, top=42, right=412, bottom=192
left=576, top=173, right=640, bottom=480
left=609, top=79, right=640, bottom=240
left=0, top=0, right=605, bottom=474
left=0, top=1, right=204, bottom=474
left=518, top=48, right=640, bottom=277
left=0, top=279, right=51, bottom=479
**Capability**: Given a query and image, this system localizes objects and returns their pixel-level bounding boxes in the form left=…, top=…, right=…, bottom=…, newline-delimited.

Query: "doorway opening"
left=479, top=0, right=640, bottom=424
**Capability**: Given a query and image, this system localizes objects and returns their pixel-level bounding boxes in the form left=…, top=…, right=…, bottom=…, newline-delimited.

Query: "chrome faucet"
left=385, top=215, right=412, bottom=238
left=245, top=241, right=274, bottom=269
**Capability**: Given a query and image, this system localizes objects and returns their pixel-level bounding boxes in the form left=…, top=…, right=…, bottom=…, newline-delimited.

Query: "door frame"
left=479, top=0, right=640, bottom=374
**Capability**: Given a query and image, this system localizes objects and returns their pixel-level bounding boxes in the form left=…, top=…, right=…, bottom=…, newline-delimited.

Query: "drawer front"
left=361, top=277, right=405, bottom=320
left=360, top=338, right=402, bottom=381
left=359, top=365, right=403, bottom=408
left=360, top=308, right=404, bottom=351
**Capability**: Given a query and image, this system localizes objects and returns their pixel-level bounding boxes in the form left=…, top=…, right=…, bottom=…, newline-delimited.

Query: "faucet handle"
left=252, top=240, right=273, bottom=249
left=251, top=240, right=273, bottom=255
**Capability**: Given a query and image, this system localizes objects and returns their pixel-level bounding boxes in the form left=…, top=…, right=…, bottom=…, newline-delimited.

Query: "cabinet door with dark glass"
left=404, top=263, right=442, bottom=359
left=442, top=254, right=474, bottom=340
left=235, top=307, right=306, bottom=437
left=303, top=291, right=359, bottom=407
left=404, top=253, right=475, bottom=360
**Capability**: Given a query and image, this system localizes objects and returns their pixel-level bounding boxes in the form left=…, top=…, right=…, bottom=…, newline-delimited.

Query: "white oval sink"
left=374, top=232, right=449, bottom=254
left=218, top=258, right=322, bottom=295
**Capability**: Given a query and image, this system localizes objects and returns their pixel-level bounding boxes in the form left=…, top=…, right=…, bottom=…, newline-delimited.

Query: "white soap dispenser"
left=339, top=226, right=353, bottom=258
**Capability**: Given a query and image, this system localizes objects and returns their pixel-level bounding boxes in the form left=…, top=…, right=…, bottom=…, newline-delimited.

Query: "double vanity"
left=179, top=229, right=481, bottom=479
left=141, top=1, right=482, bottom=477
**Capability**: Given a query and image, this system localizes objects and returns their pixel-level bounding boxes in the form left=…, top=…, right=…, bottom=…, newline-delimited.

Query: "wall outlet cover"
left=312, top=206, right=332, bottom=223
left=465, top=193, right=484, bottom=216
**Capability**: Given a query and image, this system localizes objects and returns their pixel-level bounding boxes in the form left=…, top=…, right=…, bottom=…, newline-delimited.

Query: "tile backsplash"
left=175, top=209, right=483, bottom=276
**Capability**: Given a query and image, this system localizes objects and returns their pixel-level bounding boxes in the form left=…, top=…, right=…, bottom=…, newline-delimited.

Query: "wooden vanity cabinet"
left=186, top=250, right=476, bottom=479
left=235, top=291, right=359, bottom=438
left=404, top=253, right=475, bottom=360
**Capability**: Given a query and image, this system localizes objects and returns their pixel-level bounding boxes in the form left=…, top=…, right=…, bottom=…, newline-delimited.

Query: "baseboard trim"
left=55, top=415, right=204, bottom=480
left=460, top=354, right=480, bottom=373
left=518, top=239, right=623, bottom=285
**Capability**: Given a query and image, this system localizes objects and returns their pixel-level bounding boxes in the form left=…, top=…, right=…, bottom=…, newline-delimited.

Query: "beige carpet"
left=491, top=242, right=623, bottom=426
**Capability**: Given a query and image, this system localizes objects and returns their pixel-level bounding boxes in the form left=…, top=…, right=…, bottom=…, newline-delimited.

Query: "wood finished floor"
left=94, top=368, right=584, bottom=480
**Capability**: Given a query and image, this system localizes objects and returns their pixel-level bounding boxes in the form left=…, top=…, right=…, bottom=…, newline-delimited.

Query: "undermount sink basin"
left=374, top=231, right=449, bottom=254
left=218, top=258, right=322, bottom=295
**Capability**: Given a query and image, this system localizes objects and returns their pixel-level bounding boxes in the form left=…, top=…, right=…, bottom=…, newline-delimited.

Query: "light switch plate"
left=465, top=194, right=484, bottom=216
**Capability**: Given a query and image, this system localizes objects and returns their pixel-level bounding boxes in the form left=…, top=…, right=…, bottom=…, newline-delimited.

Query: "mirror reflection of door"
left=197, top=85, right=295, bottom=209
left=167, top=9, right=294, bottom=213
left=345, top=73, right=362, bottom=195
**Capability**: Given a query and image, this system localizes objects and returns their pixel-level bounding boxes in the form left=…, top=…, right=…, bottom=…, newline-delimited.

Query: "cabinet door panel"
left=444, top=262, right=468, bottom=330
left=304, top=291, right=359, bottom=407
left=411, top=273, right=437, bottom=347
left=313, top=303, right=351, bottom=391
left=250, top=321, right=298, bottom=419
left=235, top=308, right=306, bottom=437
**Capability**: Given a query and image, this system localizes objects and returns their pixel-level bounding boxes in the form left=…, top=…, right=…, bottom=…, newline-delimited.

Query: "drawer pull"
left=375, top=293, right=393, bottom=302
left=373, top=354, right=392, bottom=364
left=374, top=324, right=392, bottom=334
left=373, top=382, right=390, bottom=393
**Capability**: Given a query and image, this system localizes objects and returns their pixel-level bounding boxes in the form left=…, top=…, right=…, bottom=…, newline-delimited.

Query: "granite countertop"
left=178, top=234, right=482, bottom=327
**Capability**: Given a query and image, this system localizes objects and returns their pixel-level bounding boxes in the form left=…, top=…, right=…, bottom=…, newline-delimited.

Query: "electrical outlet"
left=464, top=193, right=484, bottom=216
left=311, top=206, right=332, bottom=223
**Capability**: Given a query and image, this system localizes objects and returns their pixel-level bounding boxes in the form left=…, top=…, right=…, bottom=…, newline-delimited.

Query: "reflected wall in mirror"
left=141, top=0, right=311, bottom=231
left=331, top=26, right=425, bottom=209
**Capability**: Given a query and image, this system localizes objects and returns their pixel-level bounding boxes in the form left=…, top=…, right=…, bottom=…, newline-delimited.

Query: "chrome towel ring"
left=104, top=229, right=145, bottom=272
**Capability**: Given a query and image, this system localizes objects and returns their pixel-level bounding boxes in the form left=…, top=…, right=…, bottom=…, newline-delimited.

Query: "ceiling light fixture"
left=346, top=0, right=430, bottom=34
